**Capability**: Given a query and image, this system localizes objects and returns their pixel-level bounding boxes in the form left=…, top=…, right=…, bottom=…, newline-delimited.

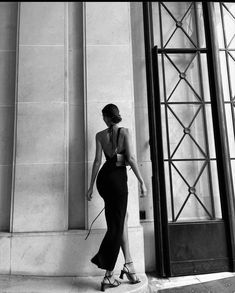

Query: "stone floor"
left=147, top=271, right=235, bottom=292
left=0, top=273, right=148, bottom=293
left=0, top=272, right=235, bottom=292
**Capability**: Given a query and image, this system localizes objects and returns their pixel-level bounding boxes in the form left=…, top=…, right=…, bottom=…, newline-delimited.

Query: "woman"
left=87, top=104, right=147, bottom=292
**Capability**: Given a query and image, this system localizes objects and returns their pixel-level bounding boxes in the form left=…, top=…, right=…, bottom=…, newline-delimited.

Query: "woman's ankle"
left=105, top=270, right=113, bottom=277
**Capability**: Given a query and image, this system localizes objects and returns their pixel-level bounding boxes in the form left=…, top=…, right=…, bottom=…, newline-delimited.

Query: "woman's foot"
left=119, top=261, right=141, bottom=284
left=101, top=272, right=121, bottom=291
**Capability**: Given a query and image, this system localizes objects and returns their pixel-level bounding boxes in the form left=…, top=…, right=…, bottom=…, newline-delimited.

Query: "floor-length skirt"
left=91, top=160, right=128, bottom=271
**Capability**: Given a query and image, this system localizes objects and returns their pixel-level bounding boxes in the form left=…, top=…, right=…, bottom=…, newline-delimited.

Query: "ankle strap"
left=124, top=261, right=133, bottom=265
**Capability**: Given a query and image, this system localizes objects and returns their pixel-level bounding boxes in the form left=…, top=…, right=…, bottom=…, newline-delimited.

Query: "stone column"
left=12, top=2, right=68, bottom=232
left=85, top=2, right=140, bottom=229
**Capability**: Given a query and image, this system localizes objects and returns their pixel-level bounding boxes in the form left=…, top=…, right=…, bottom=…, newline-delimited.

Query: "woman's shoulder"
left=120, top=127, right=131, bottom=136
left=96, top=129, right=108, bottom=140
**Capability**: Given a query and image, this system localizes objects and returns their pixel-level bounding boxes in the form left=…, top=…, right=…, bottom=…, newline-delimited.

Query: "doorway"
left=143, top=2, right=235, bottom=277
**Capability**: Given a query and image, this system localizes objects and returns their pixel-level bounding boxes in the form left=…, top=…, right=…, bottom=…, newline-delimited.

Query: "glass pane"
left=152, top=2, right=205, bottom=48
left=214, top=2, right=225, bottom=49
left=225, top=104, right=235, bottom=158
left=163, top=53, right=201, bottom=102
left=232, top=160, right=235, bottom=200
left=205, top=105, right=216, bottom=159
left=161, top=105, right=168, bottom=159
left=158, top=54, right=165, bottom=102
left=168, top=104, right=206, bottom=159
left=200, top=54, right=210, bottom=102
left=220, top=51, right=230, bottom=101
left=210, top=161, right=222, bottom=219
left=164, top=162, right=173, bottom=221
left=222, top=3, right=235, bottom=48
left=228, top=52, right=235, bottom=98
left=172, top=161, right=213, bottom=221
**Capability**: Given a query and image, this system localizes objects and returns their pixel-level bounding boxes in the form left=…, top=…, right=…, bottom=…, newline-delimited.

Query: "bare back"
left=97, top=127, right=127, bottom=158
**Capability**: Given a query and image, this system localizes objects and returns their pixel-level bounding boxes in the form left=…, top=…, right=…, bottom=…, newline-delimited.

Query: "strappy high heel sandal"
left=119, top=261, right=141, bottom=284
left=100, top=274, right=121, bottom=292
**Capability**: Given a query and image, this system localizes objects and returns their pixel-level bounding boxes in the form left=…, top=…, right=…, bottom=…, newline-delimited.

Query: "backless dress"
left=91, top=127, right=128, bottom=271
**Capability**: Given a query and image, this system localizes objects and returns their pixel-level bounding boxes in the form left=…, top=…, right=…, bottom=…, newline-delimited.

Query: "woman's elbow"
left=126, top=155, right=136, bottom=164
left=94, top=159, right=101, bottom=166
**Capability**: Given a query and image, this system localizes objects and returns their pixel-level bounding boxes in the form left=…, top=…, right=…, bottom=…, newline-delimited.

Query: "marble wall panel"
left=0, top=106, right=14, bottom=165
left=18, top=47, right=64, bottom=102
left=86, top=2, right=129, bottom=45
left=0, top=2, right=18, bottom=50
left=0, top=166, right=12, bottom=231
left=13, top=163, right=66, bottom=232
left=0, top=52, right=16, bottom=106
left=16, top=103, right=65, bottom=164
left=19, top=2, right=64, bottom=45
left=87, top=45, right=132, bottom=102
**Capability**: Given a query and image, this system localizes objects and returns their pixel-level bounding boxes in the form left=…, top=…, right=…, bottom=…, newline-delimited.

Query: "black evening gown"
left=91, top=128, right=128, bottom=271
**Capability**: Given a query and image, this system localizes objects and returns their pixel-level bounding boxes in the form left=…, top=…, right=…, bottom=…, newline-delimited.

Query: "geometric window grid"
left=156, top=2, right=222, bottom=222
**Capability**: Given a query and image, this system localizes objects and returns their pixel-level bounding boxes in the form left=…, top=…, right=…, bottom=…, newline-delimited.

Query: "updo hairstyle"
left=102, top=104, right=122, bottom=124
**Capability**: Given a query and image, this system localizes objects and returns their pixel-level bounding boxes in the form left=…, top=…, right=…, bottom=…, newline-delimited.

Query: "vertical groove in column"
left=4, top=2, right=19, bottom=233
left=68, top=2, right=85, bottom=229
left=83, top=2, right=88, bottom=230
left=64, top=1, right=69, bottom=230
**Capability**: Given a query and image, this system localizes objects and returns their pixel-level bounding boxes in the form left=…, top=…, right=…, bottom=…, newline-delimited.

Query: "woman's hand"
left=87, top=187, right=93, bottom=201
left=140, top=182, right=147, bottom=197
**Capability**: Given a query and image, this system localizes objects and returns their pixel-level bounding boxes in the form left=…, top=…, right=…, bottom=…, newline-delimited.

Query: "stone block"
left=11, top=227, right=144, bottom=276
left=86, top=45, right=132, bottom=102
left=0, top=166, right=12, bottom=232
left=16, top=103, right=65, bottom=164
left=69, top=162, right=85, bottom=229
left=0, top=106, right=14, bottom=165
left=0, top=52, right=16, bottom=106
left=0, top=235, right=11, bottom=274
left=135, top=106, right=151, bottom=163
left=86, top=2, right=130, bottom=45
left=69, top=50, right=84, bottom=106
left=69, top=104, right=85, bottom=163
left=18, top=46, right=64, bottom=102
left=138, top=161, right=153, bottom=220
left=19, top=2, right=64, bottom=45
left=0, top=2, right=18, bottom=50
left=13, top=163, right=67, bottom=232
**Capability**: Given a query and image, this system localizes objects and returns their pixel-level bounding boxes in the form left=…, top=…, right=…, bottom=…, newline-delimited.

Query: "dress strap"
left=116, top=127, right=122, bottom=147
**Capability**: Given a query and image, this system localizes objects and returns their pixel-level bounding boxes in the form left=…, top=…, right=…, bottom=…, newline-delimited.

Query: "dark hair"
left=102, top=104, right=122, bottom=124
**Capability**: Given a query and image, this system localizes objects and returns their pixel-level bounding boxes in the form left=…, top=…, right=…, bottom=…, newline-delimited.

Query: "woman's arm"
left=124, top=128, right=147, bottom=197
left=87, top=133, right=103, bottom=201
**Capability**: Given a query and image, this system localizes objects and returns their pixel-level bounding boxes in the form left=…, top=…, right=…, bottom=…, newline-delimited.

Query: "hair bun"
left=102, top=104, right=122, bottom=124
